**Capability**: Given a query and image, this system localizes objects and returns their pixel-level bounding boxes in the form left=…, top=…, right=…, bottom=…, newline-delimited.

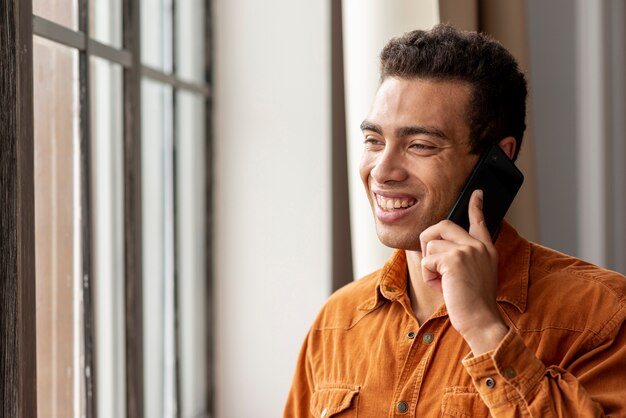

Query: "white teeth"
left=376, top=195, right=416, bottom=211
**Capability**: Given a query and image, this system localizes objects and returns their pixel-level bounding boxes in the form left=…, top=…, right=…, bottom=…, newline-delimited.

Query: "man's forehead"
left=364, top=78, right=471, bottom=138
left=373, top=77, right=472, bottom=105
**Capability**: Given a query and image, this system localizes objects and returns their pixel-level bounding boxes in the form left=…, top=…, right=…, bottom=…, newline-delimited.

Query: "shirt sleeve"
left=462, top=324, right=626, bottom=417
left=283, top=331, right=315, bottom=418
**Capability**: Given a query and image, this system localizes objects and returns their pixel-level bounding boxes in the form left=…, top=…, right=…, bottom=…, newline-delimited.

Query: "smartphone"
left=446, top=144, right=524, bottom=240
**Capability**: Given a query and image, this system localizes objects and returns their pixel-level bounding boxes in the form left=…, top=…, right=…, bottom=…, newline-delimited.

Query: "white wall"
left=213, top=1, right=331, bottom=417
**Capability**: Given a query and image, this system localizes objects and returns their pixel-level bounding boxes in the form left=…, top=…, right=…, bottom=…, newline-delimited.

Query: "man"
left=284, top=24, right=626, bottom=417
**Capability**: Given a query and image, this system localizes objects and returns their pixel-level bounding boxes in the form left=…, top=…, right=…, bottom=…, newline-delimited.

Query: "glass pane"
left=176, top=0, right=205, bottom=83
left=90, top=0, right=123, bottom=48
left=90, top=57, right=126, bottom=418
left=142, top=79, right=177, bottom=418
left=33, top=36, right=84, bottom=418
left=176, top=91, right=207, bottom=417
left=33, top=0, right=78, bottom=30
left=141, top=0, right=173, bottom=72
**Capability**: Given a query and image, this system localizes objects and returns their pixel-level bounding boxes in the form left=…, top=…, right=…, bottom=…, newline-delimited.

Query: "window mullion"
left=203, top=0, right=215, bottom=415
left=171, top=0, right=182, bottom=412
left=78, top=0, right=97, bottom=415
left=32, top=15, right=86, bottom=49
left=122, top=0, right=145, bottom=416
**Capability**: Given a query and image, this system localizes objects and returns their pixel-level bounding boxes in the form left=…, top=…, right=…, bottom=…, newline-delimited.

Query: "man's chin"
left=376, top=233, right=422, bottom=252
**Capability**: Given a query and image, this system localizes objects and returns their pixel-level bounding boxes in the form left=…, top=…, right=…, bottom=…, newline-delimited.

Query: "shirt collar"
left=493, top=221, right=530, bottom=313
left=371, top=220, right=530, bottom=314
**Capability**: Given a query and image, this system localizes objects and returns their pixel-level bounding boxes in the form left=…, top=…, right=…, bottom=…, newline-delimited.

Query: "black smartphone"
left=446, top=144, right=524, bottom=240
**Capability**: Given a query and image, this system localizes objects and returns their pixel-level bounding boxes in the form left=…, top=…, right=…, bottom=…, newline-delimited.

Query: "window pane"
left=176, top=91, right=207, bottom=417
left=141, top=0, right=173, bottom=72
left=90, top=57, right=126, bottom=418
left=33, top=36, right=84, bottom=418
left=90, top=0, right=123, bottom=48
left=33, top=0, right=78, bottom=30
left=176, top=0, right=205, bottom=83
left=142, top=79, right=177, bottom=418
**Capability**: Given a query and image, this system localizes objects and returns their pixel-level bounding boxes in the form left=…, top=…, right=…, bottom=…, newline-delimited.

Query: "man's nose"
left=370, top=148, right=408, bottom=184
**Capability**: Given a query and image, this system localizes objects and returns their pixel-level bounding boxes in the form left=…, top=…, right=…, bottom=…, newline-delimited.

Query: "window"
left=1, top=0, right=212, bottom=417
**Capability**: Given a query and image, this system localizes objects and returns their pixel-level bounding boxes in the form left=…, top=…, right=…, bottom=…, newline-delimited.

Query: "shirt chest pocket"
left=310, top=385, right=360, bottom=418
left=440, top=386, right=490, bottom=418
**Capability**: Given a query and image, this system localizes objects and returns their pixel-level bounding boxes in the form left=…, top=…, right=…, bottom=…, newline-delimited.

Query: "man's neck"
left=406, top=250, right=445, bottom=326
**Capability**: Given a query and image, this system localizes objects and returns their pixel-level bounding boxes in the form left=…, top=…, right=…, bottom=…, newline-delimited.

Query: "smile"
left=375, top=194, right=417, bottom=211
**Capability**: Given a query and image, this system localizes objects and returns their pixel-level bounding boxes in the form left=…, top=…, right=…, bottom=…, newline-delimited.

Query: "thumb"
left=468, top=189, right=491, bottom=242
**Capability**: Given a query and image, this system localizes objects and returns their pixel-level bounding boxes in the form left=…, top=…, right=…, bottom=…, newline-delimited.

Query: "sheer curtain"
left=342, top=0, right=441, bottom=280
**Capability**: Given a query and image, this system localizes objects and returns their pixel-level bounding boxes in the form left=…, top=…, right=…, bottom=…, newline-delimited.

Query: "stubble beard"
left=374, top=213, right=441, bottom=251
left=374, top=194, right=461, bottom=252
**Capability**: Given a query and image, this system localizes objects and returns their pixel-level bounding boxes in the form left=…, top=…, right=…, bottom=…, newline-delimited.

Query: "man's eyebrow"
left=360, top=120, right=382, bottom=134
left=397, top=125, right=447, bottom=139
left=360, top=120, right=448, bottom=140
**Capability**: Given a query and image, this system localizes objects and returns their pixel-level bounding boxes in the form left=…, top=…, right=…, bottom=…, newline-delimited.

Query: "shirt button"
left=321, top=407, right=328, bottom=418
left=407, top=331, right=416, bottom=339
left=504, top=367, right=517, bottom=379
left=485, top=377, right=496, bottom=389
left=397, top=401, right=409, bottom=413
left=422, top=332, right=434, bottom=344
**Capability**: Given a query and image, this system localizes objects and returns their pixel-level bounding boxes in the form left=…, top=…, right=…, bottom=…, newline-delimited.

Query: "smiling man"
left=284, top=24, right=626, bottom=417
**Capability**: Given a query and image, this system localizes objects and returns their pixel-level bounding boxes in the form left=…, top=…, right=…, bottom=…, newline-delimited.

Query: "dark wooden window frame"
left=330, top=0, right=353, bottom=291
left=1, top=0, right=213, bottom=416
left=1, top=1, right=37, bottom=417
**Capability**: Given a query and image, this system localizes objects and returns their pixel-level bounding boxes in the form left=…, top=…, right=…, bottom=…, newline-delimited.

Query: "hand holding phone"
left=446, top=144, right=524, bottom=240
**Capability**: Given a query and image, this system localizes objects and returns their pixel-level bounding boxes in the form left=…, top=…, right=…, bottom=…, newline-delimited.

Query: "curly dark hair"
left=380, top=24, right=527, bottom=161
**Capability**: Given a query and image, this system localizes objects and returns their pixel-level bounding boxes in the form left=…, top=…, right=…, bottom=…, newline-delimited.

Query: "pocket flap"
left=310, top=385, right=359, bottom=418
left=441, top=386, right=489, bottom=417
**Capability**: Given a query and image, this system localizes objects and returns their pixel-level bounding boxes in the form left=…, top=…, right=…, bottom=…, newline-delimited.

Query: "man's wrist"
left=462, top=320, right=509, bottom=357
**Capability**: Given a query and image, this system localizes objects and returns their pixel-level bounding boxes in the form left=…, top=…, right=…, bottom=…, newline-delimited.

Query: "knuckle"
left=450, top=250, right=465, bottom=265
left=441, top=219, right=455, bottom=229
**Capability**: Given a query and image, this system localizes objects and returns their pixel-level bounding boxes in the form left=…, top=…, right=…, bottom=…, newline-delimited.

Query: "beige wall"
left=213, top=0, right=332, bottom=416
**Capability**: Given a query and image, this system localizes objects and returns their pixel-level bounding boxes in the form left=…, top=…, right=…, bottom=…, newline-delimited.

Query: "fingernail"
left=476, top=189, right=483, bottom=201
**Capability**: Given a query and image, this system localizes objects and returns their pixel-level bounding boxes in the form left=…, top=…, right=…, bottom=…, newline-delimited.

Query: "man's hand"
left=420, top=190, right=508, bottom=355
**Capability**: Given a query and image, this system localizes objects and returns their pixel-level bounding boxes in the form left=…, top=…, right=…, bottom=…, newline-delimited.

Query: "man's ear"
left=498, top=137, right=516, bottom=160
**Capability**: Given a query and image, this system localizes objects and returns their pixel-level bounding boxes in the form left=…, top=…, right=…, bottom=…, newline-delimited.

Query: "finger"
left=423, top=239, right=458, bottom=256
left=420, top=254, right=443, bottom=293
left=420, top=220, right=473, bottom=255
left=468, top=189, right=491, bottom=243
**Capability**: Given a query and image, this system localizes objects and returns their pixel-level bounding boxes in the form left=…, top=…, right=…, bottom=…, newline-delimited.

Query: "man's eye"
left=364, top=138, right=384, bottom=147
left=410, top=143, right=435, bottom=151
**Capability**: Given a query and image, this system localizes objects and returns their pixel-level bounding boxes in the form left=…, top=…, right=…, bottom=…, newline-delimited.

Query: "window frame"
left=0, top=1, right=37, bottom=417
left=0, top=0, right=214, bottom=416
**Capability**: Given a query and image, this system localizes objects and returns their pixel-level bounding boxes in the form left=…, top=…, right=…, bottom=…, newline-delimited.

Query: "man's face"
left=359, top=77, right=479, bottom=251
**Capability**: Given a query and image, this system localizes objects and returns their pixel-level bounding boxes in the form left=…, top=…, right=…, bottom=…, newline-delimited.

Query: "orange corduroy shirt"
left=284, top=222, right=626, bottom=417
